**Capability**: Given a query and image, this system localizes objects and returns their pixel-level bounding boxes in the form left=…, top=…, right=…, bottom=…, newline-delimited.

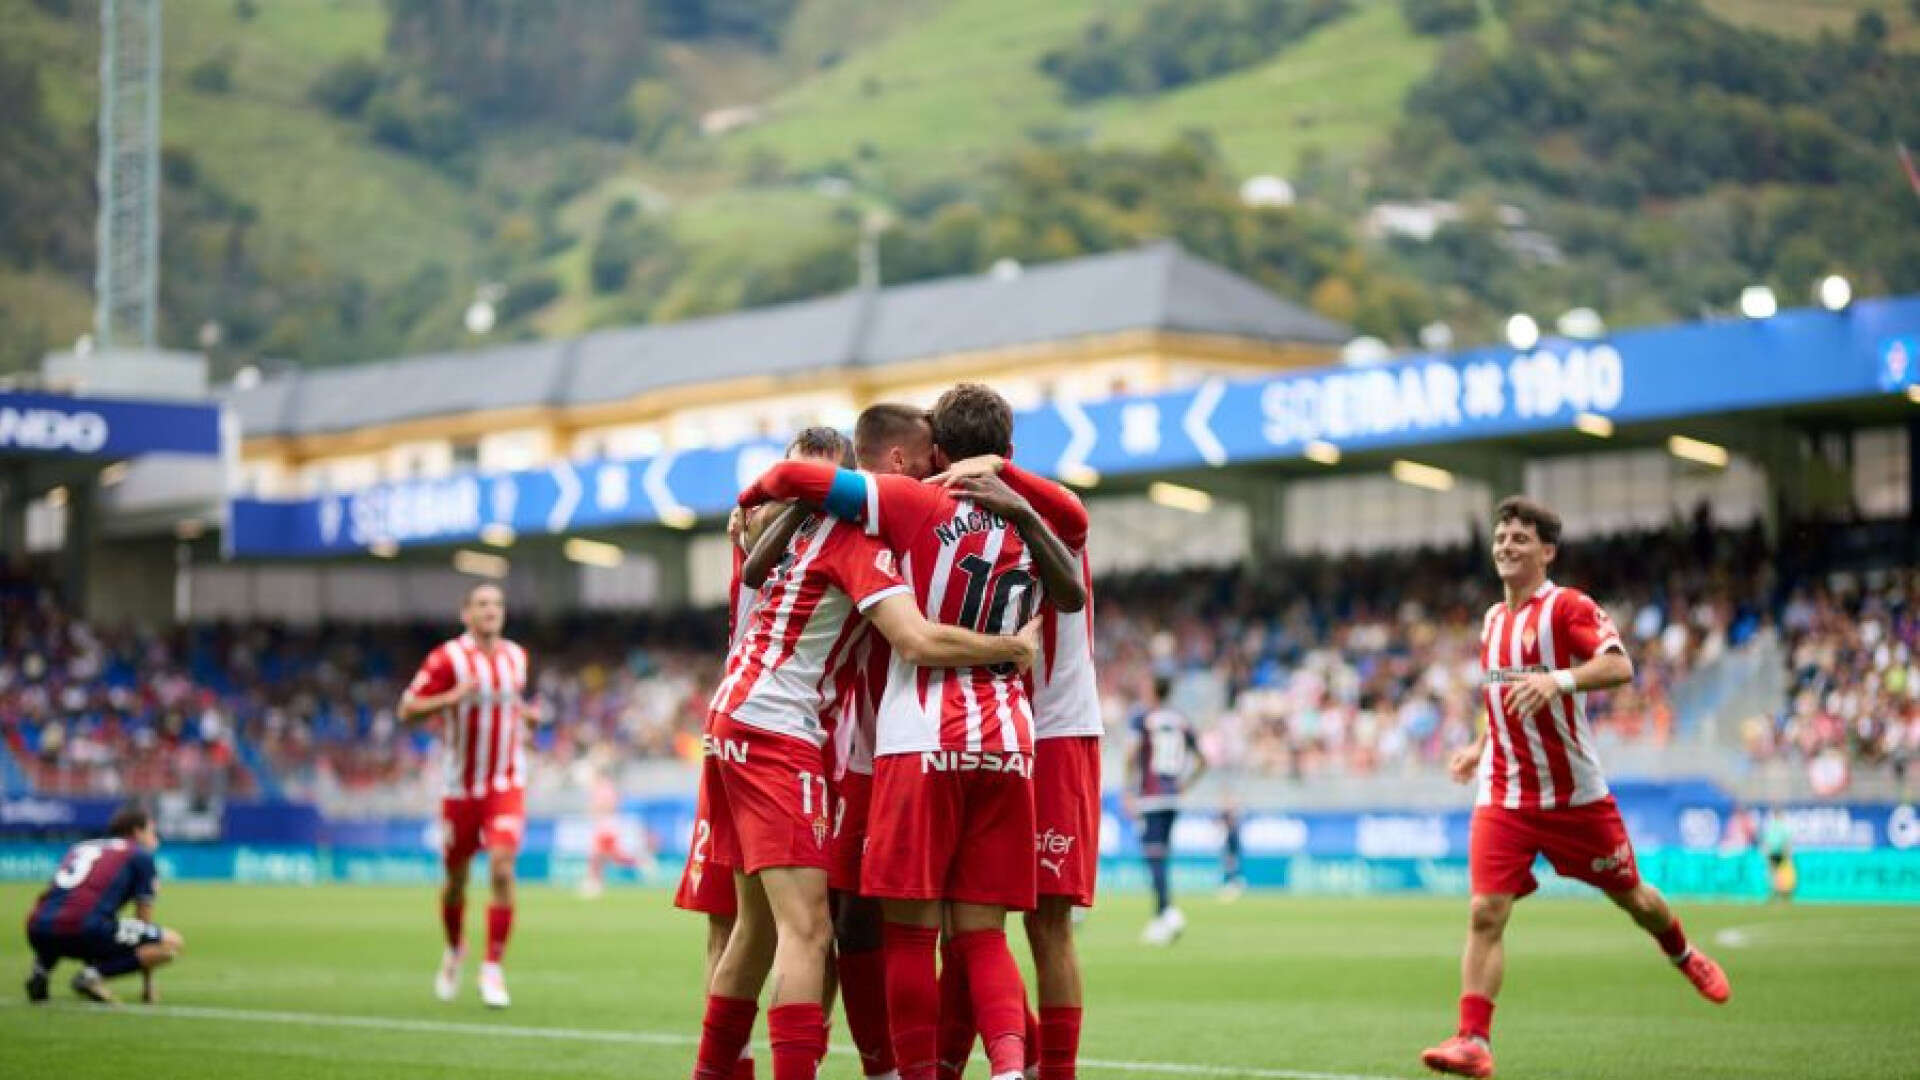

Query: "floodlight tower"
left=95, top=0, right=162, bottom=349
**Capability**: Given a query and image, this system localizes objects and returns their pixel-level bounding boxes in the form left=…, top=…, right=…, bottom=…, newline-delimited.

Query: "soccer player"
left=399, top=581, right=535, bottom=1009
left=1127, top=675, right=1205, bottom=946
left=737, top=383, right=1091, bottom=1080
left=580, top=746, right=642, bottom=899
left=691, top=457, right=1042, bottom=1080
left=24, top=805, right=183, bottom=1005
left=678, top=427, right=854, bottom=1080
left=919, top=450, right=1098, bottom=1080
left=1420, top=496, right=1731, bottom=1079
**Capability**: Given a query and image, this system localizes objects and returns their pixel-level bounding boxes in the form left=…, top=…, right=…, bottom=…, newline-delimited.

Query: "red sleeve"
left=820, top=530, right=912, bottom=612
left=1002, top=462, right=1089, bottom=552
left=406, top=646, right=455, bottom=698
left=1558, top=590, right=1624, bottom=661
left=738, top=460, right=839, bottom=509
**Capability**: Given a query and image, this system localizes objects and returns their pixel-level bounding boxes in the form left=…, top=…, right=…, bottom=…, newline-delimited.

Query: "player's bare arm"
left=741, top=503, right=809, bottom=589
left=863, top=592, right=1040, bottom=671
left=1506, top=644, right=1634, bottom=720
left=951, top=473, right=1088, bottom=613
left=925, top=453, right=1005, bottom=486
left=1447, top=730, right=1488, bottom=784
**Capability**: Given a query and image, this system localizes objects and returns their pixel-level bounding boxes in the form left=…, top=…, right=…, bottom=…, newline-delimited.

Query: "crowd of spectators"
left=2, top=514, right=1913, bottom=803
left=1743, top=568, right=1919, bottom=793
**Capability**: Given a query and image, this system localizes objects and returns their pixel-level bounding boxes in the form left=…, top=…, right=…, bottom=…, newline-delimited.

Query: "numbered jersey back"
left=28, top=838, right=156, bottom=937
left=858, top=473, right=1040, bottom=757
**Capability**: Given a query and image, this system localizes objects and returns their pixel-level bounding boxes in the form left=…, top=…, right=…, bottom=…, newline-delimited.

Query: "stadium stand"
left=4, top=516, right=1912, bottom=807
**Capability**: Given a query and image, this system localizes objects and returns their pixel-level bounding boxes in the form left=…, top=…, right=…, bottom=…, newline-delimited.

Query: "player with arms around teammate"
left=739, top=383, right=1091, bottom=1080
left=25, top=805, right=184, bottom=1005
left=1421, top=497, right=1730, bottom=1079
left=400, top=581, right=536, bottom=1009
left=921, top=445, right=1099, bottom=1080
left=690, top=465, right=1042, bottom=1080
left=1127, top=675, right=1205, bottom=946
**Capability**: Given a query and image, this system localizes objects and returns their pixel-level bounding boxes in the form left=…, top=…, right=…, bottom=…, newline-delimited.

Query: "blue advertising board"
left=225, top=297, right=1920, bottom=557
left=0, top=390, right=223, bottom=459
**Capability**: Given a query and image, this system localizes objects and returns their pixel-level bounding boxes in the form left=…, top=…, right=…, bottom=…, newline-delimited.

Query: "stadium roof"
left=232, top=242, right=1348, bottom=439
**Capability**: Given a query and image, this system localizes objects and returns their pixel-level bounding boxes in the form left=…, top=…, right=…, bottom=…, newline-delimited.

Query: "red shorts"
left=862, top=752, right=1037, bottom=910
left=1033, top=736, right=1101, bottom=907
left=674, top=760, right=738, bottom=917
left=707, top=713, right=834, bottom=875
left=829, top=769, right=875, bottom=894
left=1470, top=796, right=1641, bottom=899
left=441, top=787, right=526, bottom=864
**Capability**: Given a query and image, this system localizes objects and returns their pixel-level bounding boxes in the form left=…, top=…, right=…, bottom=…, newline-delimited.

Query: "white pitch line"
left=0, top=999, right=1416, bottom=1080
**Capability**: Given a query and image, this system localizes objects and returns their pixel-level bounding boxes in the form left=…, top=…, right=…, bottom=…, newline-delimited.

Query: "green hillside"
left=2, top=0, right=1916, bottom=374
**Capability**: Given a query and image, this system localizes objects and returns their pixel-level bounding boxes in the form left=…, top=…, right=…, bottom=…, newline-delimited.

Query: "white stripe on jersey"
left=444, top=643, right=475, bottom=798
left=1033, top=552, right=1102, bottom=740
left=1543, top=587, right=1610, bottom=805
left=1522, top=591, right=1559, bottom=806
left=471, top=644, right=497, bottom=799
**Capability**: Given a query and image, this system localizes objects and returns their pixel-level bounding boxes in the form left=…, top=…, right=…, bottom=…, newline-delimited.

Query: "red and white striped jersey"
left=1477, top=580, right=1624, bottom=810
left=828, top=633, right=888, bottom=780
left=406, top=634, right=530, bottom=799
left=742, top=461, right=1094, bottom=758
left=709, top=514, right=908, bottom=746
left=1032, top=550, right=1102, bottom=740
left=854, top=473, right=1043, bottom=757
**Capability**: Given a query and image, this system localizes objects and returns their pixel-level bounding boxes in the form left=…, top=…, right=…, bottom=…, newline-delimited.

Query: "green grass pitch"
left=2, top=883, right=1917, bottom=1079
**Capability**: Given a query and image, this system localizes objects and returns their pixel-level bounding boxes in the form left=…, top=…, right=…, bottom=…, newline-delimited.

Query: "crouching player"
left=24, top=805, right=184, bottom=1005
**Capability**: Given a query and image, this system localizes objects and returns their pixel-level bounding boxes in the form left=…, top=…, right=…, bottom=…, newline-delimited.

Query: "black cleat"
left=25, top=971, right=49, bottom=1003
left=71, top=967, right=116, bottom=1005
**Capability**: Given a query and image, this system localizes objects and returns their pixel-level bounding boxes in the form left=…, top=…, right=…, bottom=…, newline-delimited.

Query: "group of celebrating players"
left=19, top=379, right=1738, bottom=1080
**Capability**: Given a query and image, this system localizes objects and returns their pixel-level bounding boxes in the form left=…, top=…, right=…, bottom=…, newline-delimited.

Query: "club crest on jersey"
left=933, top=508, right=1008, bottom=547
left=918, top=750, right=1033, bottom=777
left=874, top=548, right=895, bottom=576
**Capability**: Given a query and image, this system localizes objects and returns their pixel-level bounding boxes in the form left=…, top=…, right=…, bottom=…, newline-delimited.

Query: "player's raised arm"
left=950, top=472, right=1087, bottom=613
left=741, top=503, right=808, bottom=589
left=864, top=592, right=1039, bottom=670
left=738, top=460, right=851, bottom=513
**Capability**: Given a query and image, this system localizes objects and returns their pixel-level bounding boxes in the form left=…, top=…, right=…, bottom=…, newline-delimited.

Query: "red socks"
left=948, top=929, right=1028, bottom=1078
left=1655, top=917, right=1691, bottom=961
left=732, top=1052, right=757, bottom=1080
left=883, top=922, right=942, bottom=1080
left=1038, top=1005, right=1082, bottom=1080
left=935, top=939, right=974, bottom=1077
left=769, top=1002, right=826, bottom=1080
left=695, top=995, right=760, bottom=1080
left=485, top=904, right=513, bottom=963
left=1458, top=993, right=1495, bottom=1041
left=441, top=901, right=464, bottom=950
left=838, top=947, right=897, bottom=1077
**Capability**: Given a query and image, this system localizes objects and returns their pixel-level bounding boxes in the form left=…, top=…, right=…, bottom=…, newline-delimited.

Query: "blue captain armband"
left=822, top=468, right=871, bottom=524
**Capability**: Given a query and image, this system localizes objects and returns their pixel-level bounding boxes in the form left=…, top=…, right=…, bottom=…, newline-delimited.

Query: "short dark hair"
left=929, top=383, right=1014, bottom=461
left=1152, top=674, right=1174, bottom=702
left=788, top=425, right=852, bottom=465
left=108, top=805, right=151, bottom=839
left=1494, top=496, right=1562, bottom=546
left=853, top=404, right=930, bottom=468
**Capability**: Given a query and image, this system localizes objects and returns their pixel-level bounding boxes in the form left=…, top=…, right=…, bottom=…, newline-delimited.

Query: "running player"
left=919, top=450, right=1097, bottom=1080
left=1127, top=675, right=1205, bottom=946
left=399, top=581, right=535, bottom=1009
left=1420, top=497, right=1731, bottom=1079
left=24, top=805, right=183, bottom=1005
left=737, top=383, right=1091, bottom=1080
left=580, top=745, right=642, bottom=899
left=690, top=455, right=1042, bottom=1080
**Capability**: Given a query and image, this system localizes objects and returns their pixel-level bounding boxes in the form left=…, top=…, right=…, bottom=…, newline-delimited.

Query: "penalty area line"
left=0, top=998, right=1417, bottom=1080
